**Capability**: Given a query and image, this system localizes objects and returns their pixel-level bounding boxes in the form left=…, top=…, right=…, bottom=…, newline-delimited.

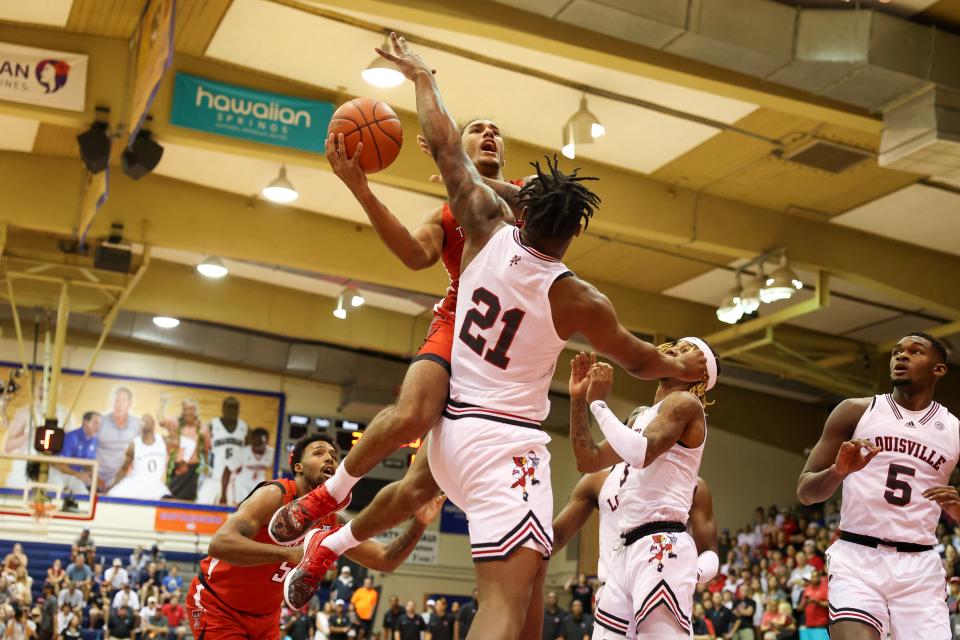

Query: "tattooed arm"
left=568, top=352, right=621, bottom=473
left=208, top=484, right=303, bottom=567
left=345, top=496, right=444, bottom=572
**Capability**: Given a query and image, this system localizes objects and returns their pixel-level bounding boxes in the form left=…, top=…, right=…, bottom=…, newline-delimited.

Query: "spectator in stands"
left=786, top=552, right=810, bottom=610
left=139, top=595, right=159, bottom=624
left=558, top=599, right=592, bottom=640
left=63, top=557, right=90, bottom=601
left=330, top=566, right=354, bottom=604
left=10, top=569, right=31, bottom=607
left=283, top=609, right=313, bottom=640
left=87, top=596, right=107, bottom=631
left=127, top=547, right=144, bottom=576
left=799, top=570, right=828, bottom=638
left=160, top=594, right=187, bottom=640
left=426, top=598, right=453, bottom=640
left=97, top=387, right=141, bottom=489
left=564, top=575, right=594, bottom=613
left=161, top=565, right=182, bottom=598
left=315, top=600, right=333, bottom=640
left=350, top=577, right=377, bottom=639
left=4, top=603, right=36, bottom=639
left=763, top=601, right=796, bottom=640
left=34, top=585, right=56, bottom=640
left=454, top=589, right=477, bottom=640
left=142, top=606, right=169, bottom=640
left=104, top=559, right=128, bottom=596
left=421, top=599, right=435, bottom=625
left=730, top=592, right=756, bottom=640
left=393, top=601, right=425, bottom=640
left=106, top=604, right=134, bottom=640
left=380, top=596, right=401, bottom=640
left=802, top=540, right=824, bottom=573
left=3, top=546, right=27, bottom=575
left=48, top=412, right=101, bottom=494
left=111, top=583, right=139, bottom=613
left=706, top=592, right=734, bottom=637
left=54, top=602, right=73, bottom=639
left=72, top=529, right=95, bottom=566
left=42, top=561, right=64, bottom=595
left=61, top=615, right=81, bottom=640
left=56, top=582, right=82, bottom=612
left=138, top=564, right=161, bottom=605
left=542, top=591, right=565, bottom=640
left=328, top=600, right=350, bottom=640
left=692, top=602, right=715, bottom=640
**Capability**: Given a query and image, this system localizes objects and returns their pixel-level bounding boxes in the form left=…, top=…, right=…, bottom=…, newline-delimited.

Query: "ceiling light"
left=760, top=254, right=803, bottom=304
left=262, top=165, right=298, bottom=203
left=346, top=285, right=365, bottom=308
left=196, top=256, right=228, bottom=279
left=561, top=94, right=604, bottom=159
left=739, top=272, right=764, bottom=314
left=716, top=287, right=744, bottom=324
left=333, top=294, right=347, bottom=320
left=152, top=316, right=180, bottom=329
left=362, top=37, right=405, bottom=88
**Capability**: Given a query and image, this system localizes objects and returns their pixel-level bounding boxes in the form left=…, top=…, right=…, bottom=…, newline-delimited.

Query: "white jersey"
left=597, top=463, right=626, bottom=584
left=449, top=226, right=571, bottom=421
left=130, top=435, right=168, bottom=481
left=235, top=446, right=273, bottom=485
left=209, top=417, right=248, bottom=474
left=839, top=394, right=959, bottom=546
left=617, top=400, right=705, bottom=530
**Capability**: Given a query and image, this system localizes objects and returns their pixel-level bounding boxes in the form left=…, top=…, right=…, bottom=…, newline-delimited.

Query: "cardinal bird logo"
left=510, top=450, right=541, bottom=502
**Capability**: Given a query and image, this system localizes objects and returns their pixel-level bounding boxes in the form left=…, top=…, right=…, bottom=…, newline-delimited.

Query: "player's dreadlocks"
left=517, top=155, right=600, bottom=240
left=656, top=340, right=722, bottom=406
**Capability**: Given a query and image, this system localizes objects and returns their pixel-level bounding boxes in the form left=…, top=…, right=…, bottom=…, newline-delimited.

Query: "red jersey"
left=196, top=479, right=339, bottom=616
left=436, top=179, right=524, bottom=320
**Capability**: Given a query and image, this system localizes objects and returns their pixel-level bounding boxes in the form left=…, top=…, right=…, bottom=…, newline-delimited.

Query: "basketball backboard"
left=0, top=453, right=98, bottom=525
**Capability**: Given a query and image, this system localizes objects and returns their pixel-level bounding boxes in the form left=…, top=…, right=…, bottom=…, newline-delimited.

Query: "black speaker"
left=76, top=122, right=111, bottom=174
left=122, top=131, right=164, bottom=180
left=94, top=242, right=132, bottom=273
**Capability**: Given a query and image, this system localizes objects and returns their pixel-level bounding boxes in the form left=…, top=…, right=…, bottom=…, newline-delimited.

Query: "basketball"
left=328, top=98, right=403, bottom=173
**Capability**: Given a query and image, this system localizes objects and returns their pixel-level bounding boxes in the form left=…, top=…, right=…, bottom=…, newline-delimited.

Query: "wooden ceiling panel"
left=65, top=0, right=141, bottom=38
left=32, top=123, right=80, bottom=158
left=174, top=0, right=232, bottom=56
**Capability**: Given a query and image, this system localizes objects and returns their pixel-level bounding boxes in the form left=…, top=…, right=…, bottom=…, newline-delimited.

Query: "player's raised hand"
left=677, top=347, right=708, bottom=383
left=586, top=362, right=614, bottom=404
left=568, top=352, right=596, bottom=401
left=326, top=132, right=366, bottom=191
left=834, top=439, right=881, bottom=477
left=375, top=32, right=436, bottom=82
left=414, top=494, right=446, bottom=526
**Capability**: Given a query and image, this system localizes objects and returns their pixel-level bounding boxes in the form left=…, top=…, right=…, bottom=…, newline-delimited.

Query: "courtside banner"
left=0, top=42, right=87, bottom=111
left=170, top=72, right=332, bottom=153
left=155, top=506, right=228, bottom=534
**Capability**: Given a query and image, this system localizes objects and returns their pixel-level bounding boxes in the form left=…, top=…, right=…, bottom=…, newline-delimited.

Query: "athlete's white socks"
left=324, top=466, right=360, bottom=503
left=321, top=521, right=362, bottom=555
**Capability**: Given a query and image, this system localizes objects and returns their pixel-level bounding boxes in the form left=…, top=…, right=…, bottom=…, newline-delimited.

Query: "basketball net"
left=26, top=482, right=58, bottom=535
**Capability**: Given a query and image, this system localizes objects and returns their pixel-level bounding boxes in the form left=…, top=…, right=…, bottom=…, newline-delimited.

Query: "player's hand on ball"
left=568, top=352, right=596, bottom=401
left=326, top=133, right=366, bottom=190
left=677, top=347, right=708, bottom=383
left=375, top=32, right=436, bottom=81
left=586, top=362, right=614, bottom=404
left=414, top=494, right=446, bottom=526
left=834, top=439, right=881, bottom=477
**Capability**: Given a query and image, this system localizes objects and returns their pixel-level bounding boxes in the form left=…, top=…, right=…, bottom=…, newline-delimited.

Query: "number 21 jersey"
left=839, top=394, right=959, bottom=546
left=450, top=225, right=572, bottom=422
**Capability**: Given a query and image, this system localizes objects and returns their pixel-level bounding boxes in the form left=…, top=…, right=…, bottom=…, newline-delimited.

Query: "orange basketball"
left=328, top=98, right=403, bottom=173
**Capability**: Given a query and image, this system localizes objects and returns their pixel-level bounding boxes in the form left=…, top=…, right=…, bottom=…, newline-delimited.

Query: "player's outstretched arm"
left=553, top=472, right=604, bottom=553
left=690, top=477, right=720, bottom=585
left=553, top=278, right=705, bottom=382
left=327, top=133, right=444, bottom=271
left=376, top=33, right=507, bottom=244
left=344, top=495, right=444, bottom=572
left=207, top=484, right=301, bottom=567
left=568, top=352, right=621, bottom=473
left=585, top=363, right=702, bottom=468
left=797, top=398, right=876, bottom=505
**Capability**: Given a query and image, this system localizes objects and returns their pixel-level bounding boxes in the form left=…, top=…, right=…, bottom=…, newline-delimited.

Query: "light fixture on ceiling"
left=196, top=256, right=228, bottom=279
left=561, top=94, right=605, bottom=159
left=262, top=165, right=299, bottom=203
left=362, top=36, right=405, bottom=88
left=760, top=252, right=803, bottom=303
left=333, top=293, right=347, bottom=320
left=716, top=283, right=744, bottom=325
left=153, top=316, right=180, bottom=329
left=739, top=271, right=764, bottom=315
left=346, top=285, right=365, bottom=308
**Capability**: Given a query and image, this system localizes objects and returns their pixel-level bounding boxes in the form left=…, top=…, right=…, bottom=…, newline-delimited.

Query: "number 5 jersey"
left=839, top=394, right=959, bottom=545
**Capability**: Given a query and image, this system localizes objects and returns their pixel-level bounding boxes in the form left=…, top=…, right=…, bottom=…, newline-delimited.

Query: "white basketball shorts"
left=594, top=529, right=697, bottom=637
left=826, top=538, right=949, bottom=639
left=428, top=407, right=553, bottom=562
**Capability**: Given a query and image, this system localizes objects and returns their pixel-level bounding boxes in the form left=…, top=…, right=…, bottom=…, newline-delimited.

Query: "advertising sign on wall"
left=0, top=42, right=87, bottom=111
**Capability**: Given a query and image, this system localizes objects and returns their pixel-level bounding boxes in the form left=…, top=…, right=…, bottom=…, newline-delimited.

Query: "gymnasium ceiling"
left=1, top=0, right=960, bottom=412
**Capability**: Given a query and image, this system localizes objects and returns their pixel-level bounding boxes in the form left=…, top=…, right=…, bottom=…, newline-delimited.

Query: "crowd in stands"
left=0, top=532, right=188, bottom=640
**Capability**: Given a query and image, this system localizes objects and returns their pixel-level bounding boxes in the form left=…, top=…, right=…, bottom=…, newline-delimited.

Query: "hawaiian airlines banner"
left=169, top=72, right=332, bottom=153
left=0, top=42, right=87, bottom=111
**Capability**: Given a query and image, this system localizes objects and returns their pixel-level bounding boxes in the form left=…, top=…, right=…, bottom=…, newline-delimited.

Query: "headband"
left=679, top=336, right=718, bottom=391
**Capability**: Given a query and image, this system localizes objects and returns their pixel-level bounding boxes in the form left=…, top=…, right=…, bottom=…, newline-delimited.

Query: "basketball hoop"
left=24, top=481, right=60, bottom=535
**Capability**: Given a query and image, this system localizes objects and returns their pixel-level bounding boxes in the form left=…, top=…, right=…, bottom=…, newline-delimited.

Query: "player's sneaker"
left=283, top=527, right=340, bottom=610
left=268, top=485, right=351, bottom=545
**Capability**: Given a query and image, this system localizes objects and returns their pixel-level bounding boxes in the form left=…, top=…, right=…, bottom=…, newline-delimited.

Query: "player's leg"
left=468, top=548, right=543, bottom=640
left=829, top=621, right=881, bottom=640
left=886, top=549, right=950, bottom=640
left=823, top=541, right=887, bottom=640
left=517, top=556, right=548, bottom=640
left=270, top=357, right=449, bottom=543
left=631, top=533, right=697, bottom=639
left=184, top=577, right=254, bottom=640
